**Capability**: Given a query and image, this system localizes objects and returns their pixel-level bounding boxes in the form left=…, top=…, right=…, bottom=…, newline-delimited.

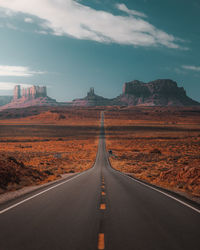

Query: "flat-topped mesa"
left=21, top=86, right=47, bottom=100
left=0, top=84, right=58, bottom=109
left=147, top=79, right=186, bottom=97
left=1, top=79, right=199, bottom=109
left=123, top=79, right=185, bottom=96
left=123, top=80, right=151, bottom=97
left=121, top=79, right=199, bottom=106
left=13, top=85, right=47, bottom=101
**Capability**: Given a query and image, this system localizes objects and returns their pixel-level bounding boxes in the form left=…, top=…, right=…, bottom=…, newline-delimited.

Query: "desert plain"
left=0, top=106, right=200, bottom=203
left=105, top=106, right=200, bottom=202
left=0, top=107, right=100, bottom=194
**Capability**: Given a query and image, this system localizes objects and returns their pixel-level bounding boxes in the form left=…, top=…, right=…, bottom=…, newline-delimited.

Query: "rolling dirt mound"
left=0, top=154, right=55, bottom=193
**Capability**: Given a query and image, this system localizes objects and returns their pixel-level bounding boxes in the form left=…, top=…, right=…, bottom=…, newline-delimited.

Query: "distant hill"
left=112, top=79, right=200, bottom=106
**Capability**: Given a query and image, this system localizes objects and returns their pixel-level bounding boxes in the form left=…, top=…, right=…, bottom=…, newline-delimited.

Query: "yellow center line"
left=100, top=203, right=106, bottom=210
left=101, top=185, right=105, bottom=189
left=98, top=233, right=105, bottom=250
left=101, top=191, right=106, bottom=196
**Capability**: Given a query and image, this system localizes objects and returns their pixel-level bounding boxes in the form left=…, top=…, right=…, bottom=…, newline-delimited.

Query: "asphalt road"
left=0, top=113, right=200, bottom=250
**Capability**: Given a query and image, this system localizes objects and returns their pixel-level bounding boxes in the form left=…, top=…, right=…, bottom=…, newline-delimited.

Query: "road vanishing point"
left=0, top=112, right=200, bottom=250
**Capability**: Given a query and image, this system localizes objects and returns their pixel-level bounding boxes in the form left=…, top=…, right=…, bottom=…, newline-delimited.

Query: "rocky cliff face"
left=0, top=80, right=199, bottom=109
left=13, top=85, right=21, bottom=101
left=22, top=86, right=47, bottom=99
left=13, top=85, right=47, bottom=101
left=117, top=79, right=199, bottom=106
left=72, top=80, right=199, bottom=107
left=1, top=85, right=57, bottom=110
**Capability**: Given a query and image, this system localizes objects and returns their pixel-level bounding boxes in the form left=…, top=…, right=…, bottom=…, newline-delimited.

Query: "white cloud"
left=0, top=0, right=182, bottom=48
left=24, top=17, right=33, bottom=23
left=6, top=22, right=18, bottom=30
left=36, top=30, right=48, bottom=35
left=0, top=65, right=45, bottom=77
left=116, top=3, right=147, bottom=18
left=0, top=82, right=31, bottom=90
left=182, top=65, right=200, bottom=71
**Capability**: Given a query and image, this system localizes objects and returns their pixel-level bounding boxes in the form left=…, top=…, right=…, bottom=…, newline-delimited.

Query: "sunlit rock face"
left=1, top=85, right=58, bottom=110
left=13, top=85, right=47, bottom=101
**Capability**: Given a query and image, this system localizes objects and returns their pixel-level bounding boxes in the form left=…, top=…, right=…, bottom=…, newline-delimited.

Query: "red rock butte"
left=0, top=79, right=200, bottom=109
left=0, top=84, right=57, bottom=109
left=13, top=85, right=47, bottom=101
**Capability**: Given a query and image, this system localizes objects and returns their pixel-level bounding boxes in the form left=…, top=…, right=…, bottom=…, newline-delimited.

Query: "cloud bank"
left=24, top=17, right=33, bottom=23
left=182, top=65, right=200, bottom=72
left=0, top=65, right=45, bottom=77
left=116, top=3, right=147, bottom=18
left=0, top=82, right=31, bottom=90
left=0, top=0, right=182, bottom=48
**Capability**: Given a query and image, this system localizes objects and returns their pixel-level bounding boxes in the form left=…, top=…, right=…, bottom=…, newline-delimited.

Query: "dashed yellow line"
left=98, top=178, right=106, bottom=249
left=98, top=233, right=105, bottom=249
left=100, top=203, right=106, bottom=210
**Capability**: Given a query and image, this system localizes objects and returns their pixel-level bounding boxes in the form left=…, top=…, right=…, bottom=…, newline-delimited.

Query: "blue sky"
left=0, top=0, right=199, bottom=102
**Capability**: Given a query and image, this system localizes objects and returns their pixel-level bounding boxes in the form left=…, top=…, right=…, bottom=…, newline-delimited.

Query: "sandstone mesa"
left=0, top=79, right=199, bottom=109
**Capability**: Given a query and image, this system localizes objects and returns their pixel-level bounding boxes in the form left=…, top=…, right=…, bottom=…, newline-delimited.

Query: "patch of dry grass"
left=0, top=107, right=100, bottom=193
left=105, top=107, right=200, bottom=199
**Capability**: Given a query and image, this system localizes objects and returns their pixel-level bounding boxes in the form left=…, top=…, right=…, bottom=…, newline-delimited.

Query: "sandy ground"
left=0, top=107, right=100, bottom=194
left=105, top=107, right=200, bottom=201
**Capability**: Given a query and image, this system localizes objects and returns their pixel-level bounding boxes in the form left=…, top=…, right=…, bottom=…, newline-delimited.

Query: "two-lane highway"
left=0, top=113, right=200, bottom=250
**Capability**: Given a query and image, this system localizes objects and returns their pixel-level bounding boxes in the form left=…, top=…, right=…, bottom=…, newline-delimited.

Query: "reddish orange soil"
left=0, top=107, right=100, bottom=193
left=105, top=107, right=200, bottom=200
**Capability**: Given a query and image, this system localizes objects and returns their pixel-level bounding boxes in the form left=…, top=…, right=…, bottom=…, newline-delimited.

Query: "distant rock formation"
left=72, top=87, right=111, bottom=106
left=22, top=86, right=47, bottom=99
left=0, top=79, right=199, bottom=109
left=13, top=85, right=21, bottom=101
left=115, top=79, right=200, bottom=106
left=0, top=85, right=58, bottom=110
left=13, top=85, right=47, bottom=101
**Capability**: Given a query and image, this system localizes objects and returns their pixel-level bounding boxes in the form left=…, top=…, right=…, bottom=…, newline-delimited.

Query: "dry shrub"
left=105, top=108, right=200, bottom=198
left=0, top=107, right=100, bottom=193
